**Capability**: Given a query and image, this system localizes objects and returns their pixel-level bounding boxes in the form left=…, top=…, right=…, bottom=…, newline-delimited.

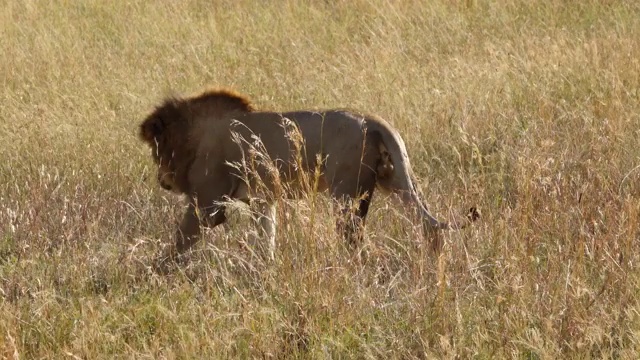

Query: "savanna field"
left=1, top=1, right=640, bottom=358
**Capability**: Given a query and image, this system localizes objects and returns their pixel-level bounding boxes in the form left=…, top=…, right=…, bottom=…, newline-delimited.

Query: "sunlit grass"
left=1, top=0, right=640, bottom=358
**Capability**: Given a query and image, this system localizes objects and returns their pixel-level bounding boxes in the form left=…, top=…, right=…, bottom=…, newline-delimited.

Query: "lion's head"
left=139, top=88, right=254, bottom=193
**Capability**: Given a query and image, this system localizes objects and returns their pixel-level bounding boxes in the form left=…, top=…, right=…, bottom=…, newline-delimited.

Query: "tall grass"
left=1, top=0, right=640, bottom=358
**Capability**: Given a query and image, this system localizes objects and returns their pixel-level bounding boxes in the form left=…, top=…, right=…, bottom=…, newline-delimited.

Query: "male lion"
left=139, top=88, right=478, bottom=264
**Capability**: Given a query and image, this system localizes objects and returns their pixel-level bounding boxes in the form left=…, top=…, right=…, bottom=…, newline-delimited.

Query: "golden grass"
left=2, top=0, right=640, bottom=358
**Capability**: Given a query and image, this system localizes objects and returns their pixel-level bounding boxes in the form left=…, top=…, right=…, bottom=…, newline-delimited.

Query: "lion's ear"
left=139, top=115, right=164, bottom=143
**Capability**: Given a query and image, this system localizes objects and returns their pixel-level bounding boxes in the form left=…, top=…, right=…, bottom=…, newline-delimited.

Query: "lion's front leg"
left=175, top=203, right=203, bottom=254
left=248, top=200, right=277, bottom=262
left=156, top=202, right=227, bottom=270
left=154, top=203, right=201, bottom=272
left=177, top=202, right=228, bottom=252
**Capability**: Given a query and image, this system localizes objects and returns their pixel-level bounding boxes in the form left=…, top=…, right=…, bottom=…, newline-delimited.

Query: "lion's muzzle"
left=158, top=172, right=175, bottom=191
left=159, top=179, right=173, bottom=191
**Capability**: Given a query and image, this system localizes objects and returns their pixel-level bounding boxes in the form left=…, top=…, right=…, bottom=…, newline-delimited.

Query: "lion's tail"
left=366, top=118, right=476, bottom=232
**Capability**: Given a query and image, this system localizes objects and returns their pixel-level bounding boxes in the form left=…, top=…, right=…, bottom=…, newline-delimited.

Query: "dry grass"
left=2, top=0, right=640, bottom=358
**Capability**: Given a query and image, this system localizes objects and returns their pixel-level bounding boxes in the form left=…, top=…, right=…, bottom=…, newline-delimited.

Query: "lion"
left=139, top=87, right=478, bottom=264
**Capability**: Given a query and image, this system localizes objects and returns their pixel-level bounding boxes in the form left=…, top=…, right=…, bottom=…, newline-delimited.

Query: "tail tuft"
left=466, top=207, right=480, bottom=222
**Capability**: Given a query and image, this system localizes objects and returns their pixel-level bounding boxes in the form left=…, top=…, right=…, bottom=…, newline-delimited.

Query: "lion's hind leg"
left=330, top=174, right=377, bottom=252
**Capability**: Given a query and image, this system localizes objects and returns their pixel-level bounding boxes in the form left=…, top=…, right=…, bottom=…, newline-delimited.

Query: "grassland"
left=2, top=0, right=640, bottom=358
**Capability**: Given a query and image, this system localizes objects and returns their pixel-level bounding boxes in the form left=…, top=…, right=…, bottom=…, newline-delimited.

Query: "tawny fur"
left=139, top=87, right=478, bottom=264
